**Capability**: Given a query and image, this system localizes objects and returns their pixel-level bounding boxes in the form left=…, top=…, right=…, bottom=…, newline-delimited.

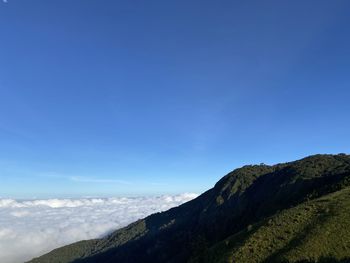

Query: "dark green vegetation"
left=29, top=154, right=350, bottom=263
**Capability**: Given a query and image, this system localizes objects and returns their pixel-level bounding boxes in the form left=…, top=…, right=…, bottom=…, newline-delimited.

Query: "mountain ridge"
left=29, top=154, right=350, bottom=263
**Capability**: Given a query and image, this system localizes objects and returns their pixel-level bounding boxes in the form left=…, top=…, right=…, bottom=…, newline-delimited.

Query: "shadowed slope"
left=190, top=185, right=350, bottom=263
left=29, top=154, right=350, bottom=263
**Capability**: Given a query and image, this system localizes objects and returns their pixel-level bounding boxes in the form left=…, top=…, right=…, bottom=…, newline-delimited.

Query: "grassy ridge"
left=191, top=186, right=350, bottom=263
left=29, top=154, right=350, bottom=263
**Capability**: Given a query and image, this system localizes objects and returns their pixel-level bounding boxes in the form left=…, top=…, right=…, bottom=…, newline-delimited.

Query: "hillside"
left=29, top=154, right=350, bottom=263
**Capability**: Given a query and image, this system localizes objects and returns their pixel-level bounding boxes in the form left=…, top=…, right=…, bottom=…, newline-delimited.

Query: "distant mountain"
left=29, top=154, right=350, bottom=263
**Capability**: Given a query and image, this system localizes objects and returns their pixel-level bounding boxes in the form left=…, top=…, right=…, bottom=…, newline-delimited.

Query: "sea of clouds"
left=0, top=193, right=198, bottom=263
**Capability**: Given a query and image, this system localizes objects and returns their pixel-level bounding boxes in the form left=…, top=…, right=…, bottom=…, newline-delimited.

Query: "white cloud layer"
left=0, top=193, right=198, bottom=263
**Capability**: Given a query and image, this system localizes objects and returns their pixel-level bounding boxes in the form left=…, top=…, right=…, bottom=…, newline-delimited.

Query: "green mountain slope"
left=191, top=185, right=350, bottom=263
left=29, top=154, right=350, bottom=263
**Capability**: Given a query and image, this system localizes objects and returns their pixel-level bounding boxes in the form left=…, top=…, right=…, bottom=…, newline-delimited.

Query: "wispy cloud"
left=36, top=172, right=169, bottom=188
left=69, top=176, right=131, bottom=185
left=37, top=172, right=131, bottom=185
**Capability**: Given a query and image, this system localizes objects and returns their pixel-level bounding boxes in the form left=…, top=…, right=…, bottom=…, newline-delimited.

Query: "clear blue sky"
left=1, top=0, right=350, bottom=198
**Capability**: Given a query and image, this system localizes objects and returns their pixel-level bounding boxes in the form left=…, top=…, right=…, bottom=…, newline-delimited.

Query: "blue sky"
left=1, top=0, right=350, bottom=198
